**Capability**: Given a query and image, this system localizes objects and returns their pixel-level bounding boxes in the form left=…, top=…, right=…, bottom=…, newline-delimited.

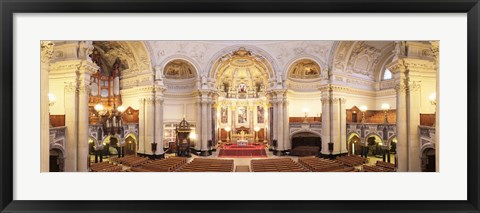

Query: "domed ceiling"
left=214, top=48, right=271, bottom=94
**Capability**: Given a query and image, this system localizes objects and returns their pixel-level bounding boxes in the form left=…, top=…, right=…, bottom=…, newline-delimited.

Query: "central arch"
left=290, top=131, right=322, bottom=156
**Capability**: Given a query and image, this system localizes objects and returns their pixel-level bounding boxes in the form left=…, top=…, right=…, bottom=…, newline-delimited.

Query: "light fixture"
left=117, top=105, right=126, bottom=113
left=225, top=126, right=231, bottom=142
left=94, top=104, right=104, bottom=113
left=429, top=93, right=436, bottom=106
left=302, top=108, right=309, bottom=123
left=381, top=103, right=390, bottom=123
left=359, top=105, right=367, bottom=123
left=381, top=103, right=390, bottom=110
left=189, top=132, right=197, bottom=140
left=359, top=105, right=368, bottom=112
left=48, top=93, right=56, bottom=106
left=254, top=126, right=260, bottom=142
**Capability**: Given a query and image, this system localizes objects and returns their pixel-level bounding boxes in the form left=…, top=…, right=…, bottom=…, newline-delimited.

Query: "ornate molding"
left=41, top=41, right=55, bottom=64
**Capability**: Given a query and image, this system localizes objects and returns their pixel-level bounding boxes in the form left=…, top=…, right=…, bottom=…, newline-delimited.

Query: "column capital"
left=41, top=41, right=55, bottom=64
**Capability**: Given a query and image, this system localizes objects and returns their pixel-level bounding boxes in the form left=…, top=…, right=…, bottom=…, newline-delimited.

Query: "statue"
left=78, top=41, right=94, bottom=61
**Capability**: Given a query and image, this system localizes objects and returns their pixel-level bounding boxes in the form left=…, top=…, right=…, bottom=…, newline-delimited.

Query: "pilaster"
left=41, top=41, right=54, bottom=172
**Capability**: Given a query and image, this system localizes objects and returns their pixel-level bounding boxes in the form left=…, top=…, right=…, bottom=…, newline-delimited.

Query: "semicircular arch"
left=206, top=45, right=279, bottom=79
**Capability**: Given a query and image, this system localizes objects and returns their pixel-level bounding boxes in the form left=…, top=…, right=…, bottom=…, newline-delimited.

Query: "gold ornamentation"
left=164, top=59, right=196, bottom=79
left=41, top=41, right=54, bottom=64
left=288, top=59, right=321, bottom=79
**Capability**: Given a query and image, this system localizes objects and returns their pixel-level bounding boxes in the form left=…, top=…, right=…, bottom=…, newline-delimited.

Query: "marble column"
left=154, top=95, right=165, bottom=156
left=201, top=99, right=209, bottom=154
left=340, top=98, right=348, bottom=154
left=331, top=97, right=341, bottom=154
left=196, top=96, right=202, bottom=150
left=431, top=41, right=440, bottom=172
left=138, top=98, right=146, bottom=153
left=283, top=98, right=290, bottom=150
left=64, top=81, right=78, bottom=172
left=320, top=87, right=331, bottom=155
left=408, top=80, right=422, bottom=172
left=272, top=99, right=278, bottom=147
left=144, top=96, right=155, bottom=155
left=77, top=62, right=96, bottom=172
left=390, top=62, right=408, bottom=172
left=276, top=96, right=284, bottom=152
left=206, top=97, right=212, bottom=149
left=40, top=41, right=54, bottom=172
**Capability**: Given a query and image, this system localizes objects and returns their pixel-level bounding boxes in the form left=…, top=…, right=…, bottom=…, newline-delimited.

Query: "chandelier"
left=94, top=103, right=126, bottom=136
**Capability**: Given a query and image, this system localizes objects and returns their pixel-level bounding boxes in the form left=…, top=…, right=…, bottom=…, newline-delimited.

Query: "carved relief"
left=288, top=59, right=321, bottom=79
left=345, top=42, right=381, bottom=78
left=333, top=41, right=354, bottom=71
left=41, top=41, right=55, bottom=64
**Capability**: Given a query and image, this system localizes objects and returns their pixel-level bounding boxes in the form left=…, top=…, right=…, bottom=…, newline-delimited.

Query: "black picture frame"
left=1, top=0, right=479, bottom=212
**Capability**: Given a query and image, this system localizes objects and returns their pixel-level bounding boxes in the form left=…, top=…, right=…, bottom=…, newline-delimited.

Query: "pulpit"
left=175, top=118, right=192, bottom=157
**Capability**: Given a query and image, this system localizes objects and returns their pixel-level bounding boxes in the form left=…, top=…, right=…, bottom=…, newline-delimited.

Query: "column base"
left=200, top=151, right=211, bottom=156
left=274, top=150, right=284, bottom=156
left=137, top=153, right=165, bottom=159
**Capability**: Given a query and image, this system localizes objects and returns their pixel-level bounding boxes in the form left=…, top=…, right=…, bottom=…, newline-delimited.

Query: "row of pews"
left=335, top=155, right=369, bottom=167
left=111, top=155, right=149, bottom=167
left=363, top=161, right=395, bottom=172
left=251, top=158, right=308, bottom=172
left=90, top=161, right=123, bottom=172
left=130, top=157, right=188, bottom=172
left=298, top=157, right=356, bottom=172
left=177, top=158, right=234, bottom=172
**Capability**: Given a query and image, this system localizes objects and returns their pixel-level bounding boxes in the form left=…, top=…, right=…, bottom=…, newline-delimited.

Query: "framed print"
left=1, top=0, right=480, bottom=213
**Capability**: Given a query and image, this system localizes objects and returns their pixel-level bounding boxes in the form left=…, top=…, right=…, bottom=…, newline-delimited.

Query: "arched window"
left=383, top=68, right=392, bottom=80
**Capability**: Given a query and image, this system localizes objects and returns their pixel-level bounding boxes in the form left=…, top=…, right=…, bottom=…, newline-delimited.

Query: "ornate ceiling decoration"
left=163, top=59, right=196, bottom=79
left=288, top=59, right=321, bottom=79
left=213, top=47, right=271, bottom=95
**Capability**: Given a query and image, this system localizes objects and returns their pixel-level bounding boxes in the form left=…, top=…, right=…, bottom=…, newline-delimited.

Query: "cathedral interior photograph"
left=40, top=40, right=439, bottom=173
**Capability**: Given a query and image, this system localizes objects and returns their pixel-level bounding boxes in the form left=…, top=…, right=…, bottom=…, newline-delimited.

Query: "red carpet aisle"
left=218, top=143, right=267, bottom=158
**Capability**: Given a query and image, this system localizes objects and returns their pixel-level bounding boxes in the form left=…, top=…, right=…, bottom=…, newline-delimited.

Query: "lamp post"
left=382, top=124, right=390, bottom=163
left=381, top=103, right=390, bottom=124
left=359, top=105, right=367, bottom=158
left=254, top=126, right=260, bottom=143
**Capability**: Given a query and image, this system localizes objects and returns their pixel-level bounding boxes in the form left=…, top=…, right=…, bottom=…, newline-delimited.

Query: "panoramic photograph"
left=41, top=40, right=438, bottom=173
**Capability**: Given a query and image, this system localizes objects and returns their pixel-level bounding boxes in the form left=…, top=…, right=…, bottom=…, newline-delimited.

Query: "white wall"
left=48, top=78, right=66, bottom=115
left=287, top=91, right=322, bottom=117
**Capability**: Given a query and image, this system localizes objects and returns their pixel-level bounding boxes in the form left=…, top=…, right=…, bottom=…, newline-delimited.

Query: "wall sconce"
left=48, top=93, right=56, bottom=107
left=302, top=108, right=310, bottom=123
left=429, top=93, right=437, bottom=106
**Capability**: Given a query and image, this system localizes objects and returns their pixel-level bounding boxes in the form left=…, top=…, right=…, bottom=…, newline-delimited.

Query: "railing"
left=49, top=126, right=67, bottom=148
left=419, top=125, right=436, bottom=147
left=347, top=122, right=396, bottom=139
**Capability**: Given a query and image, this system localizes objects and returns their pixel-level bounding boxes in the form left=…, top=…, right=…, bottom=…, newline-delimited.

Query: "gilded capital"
left=41, top=41, right=55, bottom=64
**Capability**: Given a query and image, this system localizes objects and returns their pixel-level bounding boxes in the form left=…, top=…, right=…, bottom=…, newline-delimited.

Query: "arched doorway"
left=422, top=148, right=436, bottom=172
left=290, top=132, right=321, bottom=156
left=49, top=148, right=64, bottom=172
left=124, top=134, right=137, bottom=156
left=102, top=135, right=119, bottom=158
left=347, top=133, right=362, bottom=155
left=365, top=134, right=383, bottom=157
